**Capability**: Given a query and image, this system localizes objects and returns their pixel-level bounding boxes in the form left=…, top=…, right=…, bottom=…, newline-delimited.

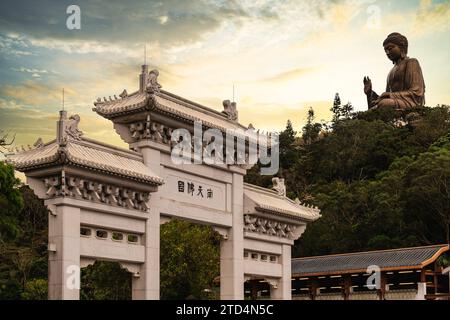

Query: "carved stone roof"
left=93, top=89, right=247, bottom=132
left=244, top=183, right=321, bottom=222
left=93, top=91, right=148, bottom=116
left=292, top=244, right=449, bottom=276
left=6, top=137, right=164, bottom=185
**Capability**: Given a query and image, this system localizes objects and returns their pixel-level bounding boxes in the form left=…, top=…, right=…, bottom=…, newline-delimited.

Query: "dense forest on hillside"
left=245, top=101, right=450, bottom=257
left=0, top=100, right=449, bottom=299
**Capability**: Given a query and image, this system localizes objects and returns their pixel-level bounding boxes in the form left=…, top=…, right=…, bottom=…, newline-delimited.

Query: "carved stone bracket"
left=129, top=116, right=172, bottom=144
left=43, top=174, right=151, bottom=212
left=243, top=214, right=297, bottom=239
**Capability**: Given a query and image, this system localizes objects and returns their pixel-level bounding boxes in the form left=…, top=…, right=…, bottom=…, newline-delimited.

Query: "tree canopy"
left=160, top=220, right=220, bottom=300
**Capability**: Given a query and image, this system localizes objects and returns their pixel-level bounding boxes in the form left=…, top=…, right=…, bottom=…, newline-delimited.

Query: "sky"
left=0, top=0, right=449, bottom=152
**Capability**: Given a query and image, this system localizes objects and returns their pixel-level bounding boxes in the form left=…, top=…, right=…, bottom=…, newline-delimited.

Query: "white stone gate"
left=7, top=65, right=320, bottom=300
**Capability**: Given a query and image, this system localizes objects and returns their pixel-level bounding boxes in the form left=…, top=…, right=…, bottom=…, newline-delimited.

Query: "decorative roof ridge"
left=65, top=151, right=163, bottom=185
left=93, top=89, right=142, bottom=107
left=254, top=205, right=319, bottom=222
left=244, top=183, right=321, bottom=221
left=245, top=182, right=320, bottom=211
left=158, top=90, right=247, bottom=130
left=5, top=138, right=57, bottom=156
left=159, top=90, right=229, bottom=119
left=43, top=139, right=56, bottom=147
left=244, top=182, right=279, bottom=196
left=76, top=137, right=143, bottom=160
left=291, top=244, right=450, bottom=261
left=5, top=143, right=60, bottom=169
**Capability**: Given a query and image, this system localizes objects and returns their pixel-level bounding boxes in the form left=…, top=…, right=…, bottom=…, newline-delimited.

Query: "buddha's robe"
left=369, top=57, right=425, bottom=109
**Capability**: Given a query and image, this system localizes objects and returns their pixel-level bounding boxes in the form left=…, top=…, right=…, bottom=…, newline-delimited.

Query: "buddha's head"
left=383, top=32, right=408, bottom=63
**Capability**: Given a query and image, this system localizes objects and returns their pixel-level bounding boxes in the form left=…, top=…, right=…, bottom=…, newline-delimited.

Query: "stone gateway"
left=6, top=65, right=320, bottom=300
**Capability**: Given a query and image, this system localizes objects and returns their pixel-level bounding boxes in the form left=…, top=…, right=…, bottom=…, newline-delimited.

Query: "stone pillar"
left=271, top=244, right=291, bottom=300
left=416, top=282, right=427, bottom=300
left=132, top=147, right=161, bottom=300
left=48, top=205, right=80, bottom=300
left=220, top=172, right=244, bottom=299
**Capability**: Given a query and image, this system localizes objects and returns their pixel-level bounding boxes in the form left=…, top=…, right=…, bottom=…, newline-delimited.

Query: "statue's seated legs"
left=377, top=98, right=396, bottom=109
left=376, top=98, right=408, bottom=110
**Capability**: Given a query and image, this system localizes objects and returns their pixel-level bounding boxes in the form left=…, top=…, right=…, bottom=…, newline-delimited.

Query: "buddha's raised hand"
left=363, top=76, right=372, bottom=95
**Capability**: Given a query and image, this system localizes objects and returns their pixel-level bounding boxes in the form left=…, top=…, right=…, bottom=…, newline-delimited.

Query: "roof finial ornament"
left=119, top=89, right=128, bottom=99
left=57, top=109, right=68, bottom=146
left=222, top=99, right=238, bottom=121
left=233, top=83, right=235, bottom=103
left=34, top=137, right=44, bottom=148
left=146, top=69, right=161, bottom=93
left=272, top=177, right=286, bottom=197
left=66, top=114, right=83, bottom=140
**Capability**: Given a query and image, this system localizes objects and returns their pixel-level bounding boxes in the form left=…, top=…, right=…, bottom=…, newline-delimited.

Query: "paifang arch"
left=6, top=65, right=320, bottom=300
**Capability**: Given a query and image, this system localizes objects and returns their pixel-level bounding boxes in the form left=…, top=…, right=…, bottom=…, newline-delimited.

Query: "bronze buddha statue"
left=364, top=32, right=425, bottom=110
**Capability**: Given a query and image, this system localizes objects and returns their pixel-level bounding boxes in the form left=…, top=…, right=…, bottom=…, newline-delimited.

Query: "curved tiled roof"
left=5, top=141, right=59, bottom=169
left=7, top=138, right=164, bottom=185
left=244, top=183, right=321, bottom=222
left=292, top=244, right=449, bottom=276
left=93, top=91, right=148, bottom=117
left=93, top=89, right=248, bottom=132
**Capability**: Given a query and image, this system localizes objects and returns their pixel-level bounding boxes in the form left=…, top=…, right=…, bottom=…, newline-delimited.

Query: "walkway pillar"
left=132, top=146, right=161, bottom=299
left=271, top=244, right=291, bottom=300
left=220, top=172, right=244, bottom=299
left=48, top=204, right=80, bottom=300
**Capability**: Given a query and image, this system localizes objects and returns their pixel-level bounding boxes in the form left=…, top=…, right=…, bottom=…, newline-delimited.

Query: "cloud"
left=0, top=80, right=73, bottom=106
left=236, top=100, right=333, bottom=132
left=0, top=98, right=56, bottom=146
left=0, top=33, right=34, bottom=56
left=0, top=97, right=127, bottom=150
left=0, top=0, right=249, bottom=48
left=260, top=67, right=319, bottom=83
left=11, top=67, right=59, bottom=77
left=412, top=0, right=450, bottom=36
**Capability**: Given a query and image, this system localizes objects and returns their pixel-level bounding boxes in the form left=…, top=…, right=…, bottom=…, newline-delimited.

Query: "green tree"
left=0, top=167, right=48, bottom=299
left=21, top=278, right=47, bottom=300
left=302, top=107, right=322, bottom=145
left=403, top=134, right=450, bottom=244
left=0, top=162, right=23, bottom=241
left=160, top=220, right=220, bottom=299
left=331, top=93, right=354, bottom=126
left=279, top=120, right=297, bottom=170
left=289, top=106, right=450, bottom=256
left=331, top=93, right=342, bottom=125
left=341, top=102, right=354, bottom=120
left=81, top=261, right=131, bottom=300
left=308, top=119, right=406, bottom=183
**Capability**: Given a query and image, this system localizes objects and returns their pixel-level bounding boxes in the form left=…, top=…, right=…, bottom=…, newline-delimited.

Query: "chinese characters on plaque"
left=178, top=180, right=213, bottom=199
